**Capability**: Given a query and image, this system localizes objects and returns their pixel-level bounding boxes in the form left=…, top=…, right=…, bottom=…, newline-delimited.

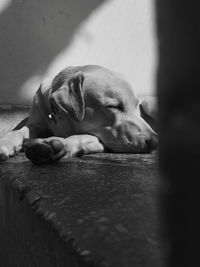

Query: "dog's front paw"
left=23, top=138, right=66, bottom=164
left=0, top=138, right=18, bottom=161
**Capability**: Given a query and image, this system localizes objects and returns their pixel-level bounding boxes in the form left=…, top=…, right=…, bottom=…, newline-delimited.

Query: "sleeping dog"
left=0, top=65, right=158, bottom=164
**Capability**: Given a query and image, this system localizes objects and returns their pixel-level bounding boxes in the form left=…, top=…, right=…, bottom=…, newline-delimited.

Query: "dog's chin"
left=102, top=141, right=150, bottom=154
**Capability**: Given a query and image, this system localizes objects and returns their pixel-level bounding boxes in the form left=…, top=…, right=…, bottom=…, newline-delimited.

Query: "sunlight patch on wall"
left=20, top=0, right=157, bottom=105
left=0, top=0, right=11, bottom=14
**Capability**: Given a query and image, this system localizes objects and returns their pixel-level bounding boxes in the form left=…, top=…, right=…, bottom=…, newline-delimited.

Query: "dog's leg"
left=23, top=134, right=104, bottom=164
left=60, top=134, right=105, bottom=158
left=0, top=126, right=29, bottom=160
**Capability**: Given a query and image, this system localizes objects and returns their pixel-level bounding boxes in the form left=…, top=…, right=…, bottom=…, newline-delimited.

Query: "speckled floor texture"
left=0, top=151, right=162, bottom=267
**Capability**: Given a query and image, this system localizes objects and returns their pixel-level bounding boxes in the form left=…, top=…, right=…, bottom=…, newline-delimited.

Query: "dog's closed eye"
left=106, top=103, right=124, bottom=112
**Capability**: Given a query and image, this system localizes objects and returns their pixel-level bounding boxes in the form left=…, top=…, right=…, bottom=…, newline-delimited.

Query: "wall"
left=0, top=0, right=157, bottom=107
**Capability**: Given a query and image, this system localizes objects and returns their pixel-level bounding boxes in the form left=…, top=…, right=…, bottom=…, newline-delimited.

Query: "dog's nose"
left=145, top=133, right=158, bottom=152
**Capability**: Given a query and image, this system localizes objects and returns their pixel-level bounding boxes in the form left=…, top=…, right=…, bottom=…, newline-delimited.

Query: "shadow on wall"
left=0, top=0, right=106, bottom=105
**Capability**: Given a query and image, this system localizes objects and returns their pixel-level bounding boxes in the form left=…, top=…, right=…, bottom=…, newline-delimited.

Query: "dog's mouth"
left=96, top=136, right=158, bottom=154
left=88, top=130, right=152, bottom=154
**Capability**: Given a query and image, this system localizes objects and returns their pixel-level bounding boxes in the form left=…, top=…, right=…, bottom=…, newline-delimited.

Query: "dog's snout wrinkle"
left=115, top=120, right=141, bottom=138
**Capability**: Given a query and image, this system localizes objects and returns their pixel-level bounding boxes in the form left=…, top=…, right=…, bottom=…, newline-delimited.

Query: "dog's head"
left=49, top=66, right=158, bottom=153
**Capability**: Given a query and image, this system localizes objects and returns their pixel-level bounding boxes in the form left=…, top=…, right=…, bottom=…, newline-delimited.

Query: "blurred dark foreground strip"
left=156, top=1, right=200, bottom=266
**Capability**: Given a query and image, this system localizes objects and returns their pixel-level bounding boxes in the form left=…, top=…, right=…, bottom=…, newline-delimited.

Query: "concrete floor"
left=0, top=152, right=162, bottom=267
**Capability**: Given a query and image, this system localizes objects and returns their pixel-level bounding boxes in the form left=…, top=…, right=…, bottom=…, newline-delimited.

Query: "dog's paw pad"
left=23, top=140, right=53, bottom=164
left=49, top=140, right=64, bottom=154
left=26, top=143, right=51, bottom=156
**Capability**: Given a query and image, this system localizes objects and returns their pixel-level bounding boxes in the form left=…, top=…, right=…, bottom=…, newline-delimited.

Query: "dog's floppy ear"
left=51, top=72, right=85, bottom=121
left=67, top=72, right=85, bottom=121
